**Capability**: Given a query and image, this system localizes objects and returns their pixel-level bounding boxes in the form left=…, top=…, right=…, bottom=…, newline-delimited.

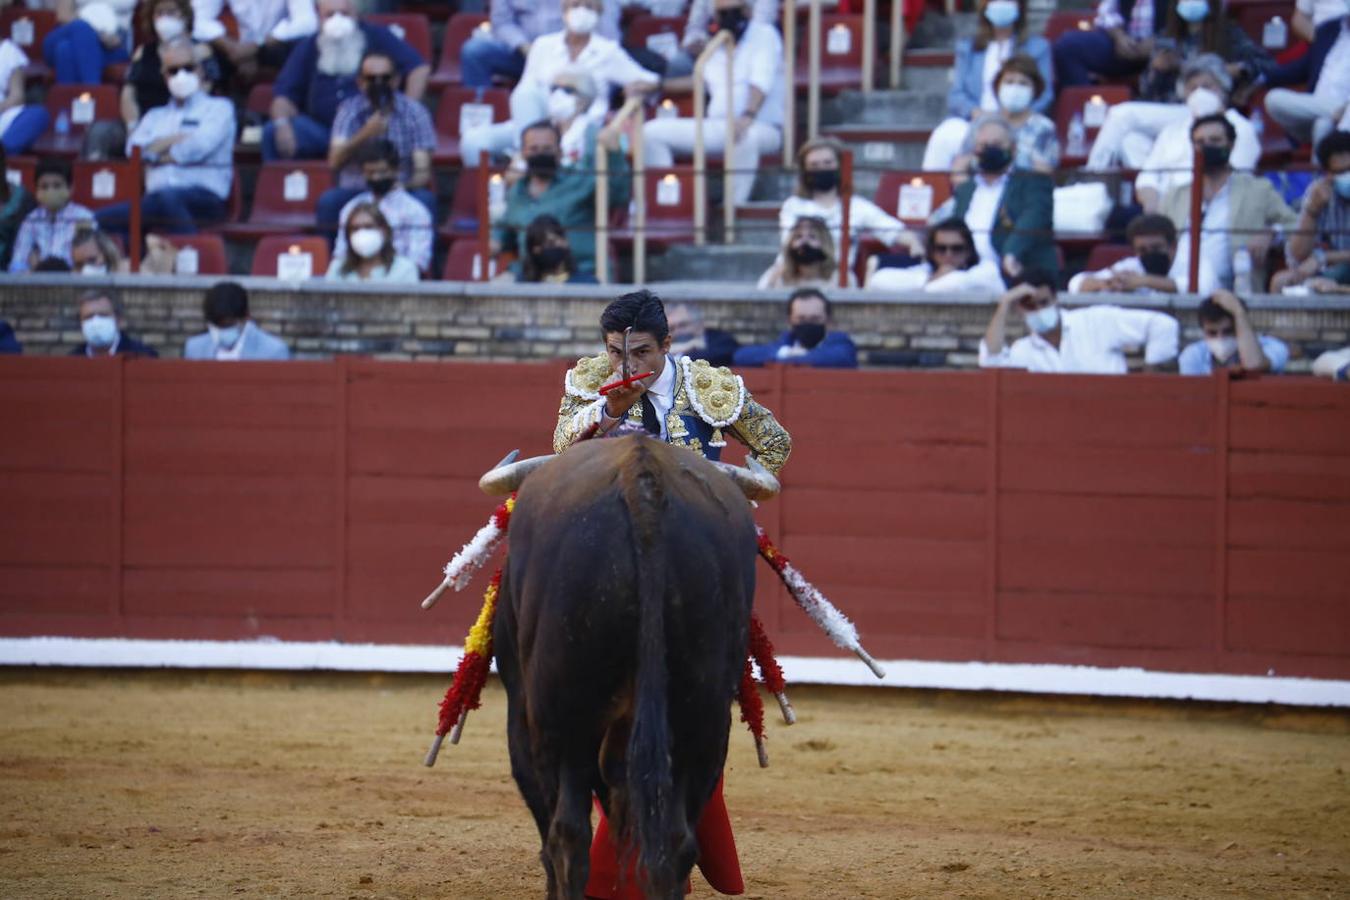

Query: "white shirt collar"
left=649, top=353, right=677, bottom=401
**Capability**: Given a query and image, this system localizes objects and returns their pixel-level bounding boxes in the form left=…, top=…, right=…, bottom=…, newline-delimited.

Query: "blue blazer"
left=183, top=325, right=291, bottom=360
left=733, top=330, right=858, bottom=369
left=948, top=35, right=1053, bottom=119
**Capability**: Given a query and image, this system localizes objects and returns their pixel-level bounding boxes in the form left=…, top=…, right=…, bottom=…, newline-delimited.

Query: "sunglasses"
left=932, top=243, right=968, bottom=255
left=164, top=64, right=197, bottom=76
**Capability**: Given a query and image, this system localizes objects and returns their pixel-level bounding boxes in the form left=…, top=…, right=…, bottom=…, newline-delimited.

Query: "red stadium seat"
left=5, top=155, right=36, bottom=193
left=155, top=233, right=229, bottom=275
left=221, top=161, right=333, bottom=240
left=441, top=240, right=499, bottom=281
left=245, top=82, right=274, bottom=117
left=440, top=167, right=499, bottom=240
left=1082, top=242, right=1134, bottom=274
left=71, top=159, right=139, bottom=210
left=626, top=14, right=684, bottom=64
left=430, top=13, right=491, bottom=89
left=873, top=170, right=952, bottom=229
left=433, top=86, right=511, bottom=166
left=251, top=235, right=330, bottom=278
left=1055, top=85, right=1132, bottom=167
left=367, top=13, right=433, bottom=62
left=1042, top=10, right=1095, bottom=43
left=0, top=8, right=57, bottom=54
left=611, top=166, right=697, bottom=250
left=793, top=15, right=866, bottom=92
left=32, top=84, right=120, bottom=156
left=1230, top=0, right=1292, bottom=50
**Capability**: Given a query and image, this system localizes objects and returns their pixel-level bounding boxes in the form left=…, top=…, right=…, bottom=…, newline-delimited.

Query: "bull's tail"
left=620, top=444, right=678, bottom=897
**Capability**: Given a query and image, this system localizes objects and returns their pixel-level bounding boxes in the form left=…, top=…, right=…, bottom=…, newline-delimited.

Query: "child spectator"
left=8, top=159, right=95, bottom=273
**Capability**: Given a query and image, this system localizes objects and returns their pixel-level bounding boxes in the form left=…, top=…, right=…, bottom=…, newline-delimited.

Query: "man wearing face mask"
left=69, top=290, right=159, bottom=359
left=8, top=159, right=95, bottom=273
left=1161, top=114, right=1297, bottom=291
left=460, top=0, right=621, bottom=90
left=666, top=302, right=738, bottom=367
left=332, top=139, right=432, bottom=275
left=1178, top=290, right=1286, bottom=376
left=264, top=0, right=427, bottom=162
left=1070, top=213, right=1216, bottom=295
left=980, top=269, right=1179, bottom=374
left=184, top=281, right=291, bottom=361
left=733, top=288, right=858, bottom=369
left=1280, top=130, right=1350, bottom=291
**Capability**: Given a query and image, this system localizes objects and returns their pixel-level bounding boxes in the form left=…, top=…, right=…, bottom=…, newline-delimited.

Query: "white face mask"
left=168, top=69, right=200, bottom=100
left=82, top=314, right=118, bottom=348
left=79, top=262, right=108, bottom=275
left=565, top=6, right=599, bottom=35
left=1185, top=86, right=1223, bottom=118
left=1205, top=335, right=1237, bottom=363
left=1025, top=304, right=1059, bottom=334
left=547, top=88, right=578, bottom=123
left=322, top=12, right=356, bottom=41
left=350, top=227, right=385, bottom=258
left=209, top=322, right=244, bottom=348
left=154, top=15, right=185, bottom=41
left=997, top=82, right=1033, bottom=114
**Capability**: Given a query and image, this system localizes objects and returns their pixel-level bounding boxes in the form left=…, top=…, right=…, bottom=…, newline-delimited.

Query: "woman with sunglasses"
left=867, top=217, right=1005, bottom=293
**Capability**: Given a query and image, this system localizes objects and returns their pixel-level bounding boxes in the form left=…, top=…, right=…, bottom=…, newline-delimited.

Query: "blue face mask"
left=1176, top=0, right=1209, bottom=23
left=1025, top=304, right=1060, bottom=334
left=1335, top=172, right=1350, bottom=200
left=984, top=0, right=1019, bottom=28
left=210, top=322, right=244, bottom=349
left=81, top=314, right=118, bottom=348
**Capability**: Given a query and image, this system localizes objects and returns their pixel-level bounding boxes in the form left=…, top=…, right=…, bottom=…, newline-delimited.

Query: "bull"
left=478, top=433, right=780, bottom=900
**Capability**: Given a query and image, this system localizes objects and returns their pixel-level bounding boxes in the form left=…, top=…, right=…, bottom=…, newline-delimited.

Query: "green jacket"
left=950, top=171, right=1056, bottom=279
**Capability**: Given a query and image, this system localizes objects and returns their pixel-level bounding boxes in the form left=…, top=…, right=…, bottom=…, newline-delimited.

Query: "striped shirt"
left=1317, top=194, right=1350, bottom=252
left=8, top=202, right=95, bottom=273
left=330, top=92, right=436, bottom=189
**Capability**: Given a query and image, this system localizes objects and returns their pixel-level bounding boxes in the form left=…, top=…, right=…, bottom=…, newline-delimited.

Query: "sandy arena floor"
left=0, top=669, right=1347, bottom=899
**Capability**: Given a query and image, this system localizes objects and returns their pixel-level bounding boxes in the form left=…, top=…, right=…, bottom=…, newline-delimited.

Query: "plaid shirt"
left=331, top=92, right=436, bottom=189
left=1318, top=195, right=1350, bottom=253
left=1094, top=0, right=1155, bottom=40
left=7, top=202, right=95, bottom=273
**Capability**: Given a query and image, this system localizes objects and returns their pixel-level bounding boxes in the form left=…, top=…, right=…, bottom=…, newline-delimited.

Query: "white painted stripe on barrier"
left=1, top=637, right=1348, bottom=707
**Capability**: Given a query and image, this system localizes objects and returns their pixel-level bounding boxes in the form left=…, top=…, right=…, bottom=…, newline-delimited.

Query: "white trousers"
left=641, top=118, right=782, bottom=206
left=1264, top=89, right=1340, bottom=147
left=460, top=83, right=549, bottom=167
left=1085, top=101, right=1189, bottom=172
left=921, top=117, right=973, bottom=172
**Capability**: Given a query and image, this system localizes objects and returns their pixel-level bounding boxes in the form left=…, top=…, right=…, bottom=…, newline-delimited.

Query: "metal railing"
left=692, top=28, right=735, bottom=246
left=595, top=96, right=646, bottom=285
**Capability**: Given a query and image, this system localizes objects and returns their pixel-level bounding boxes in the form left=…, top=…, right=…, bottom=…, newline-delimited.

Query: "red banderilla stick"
left=598, top=371, right=655, bottom=396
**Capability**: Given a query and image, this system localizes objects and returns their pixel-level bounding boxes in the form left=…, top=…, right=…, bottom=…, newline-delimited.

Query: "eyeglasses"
left=932, top=243, right=967, bottom=255
left=553, top=85, right=578, bottom=95
left=164, top=64, right=197, bottom=76
left=363, top=73, right=393, bottom=83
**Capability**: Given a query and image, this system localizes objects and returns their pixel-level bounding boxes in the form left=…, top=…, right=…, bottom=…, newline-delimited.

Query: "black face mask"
left=526, top=152, right=559, bottom=179
left=532, top=245, right=569, bottom=271
left=367, top=176, right=396, bottom=197
left=716, top=8, right=749, bottom=39
left=1139, top=249, right=1172, bottom=276
left=366, top=80, right=393, bottom=109
left=977, top=145, right=1012, bottom=174
left=791, top=322, right=826, bottom=349
left=803, top=169, right=839, bottom=193
left=1200, top=144, right=1231, bottom=172
left=789, top=243, right=827, bottom=265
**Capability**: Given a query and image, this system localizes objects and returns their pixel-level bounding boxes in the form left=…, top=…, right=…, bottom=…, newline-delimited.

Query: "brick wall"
left=3, top=274, right=1348, bottom=371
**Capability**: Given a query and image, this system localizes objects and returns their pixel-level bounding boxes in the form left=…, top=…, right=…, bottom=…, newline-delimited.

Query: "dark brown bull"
left=480, top=434, right=776, bottom=899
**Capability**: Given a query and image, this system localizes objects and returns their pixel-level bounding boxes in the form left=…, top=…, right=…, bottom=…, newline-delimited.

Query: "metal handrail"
left=890, top=0, right=905, bottom=88
left=595, top=97, right=645, bottom=284
left=862, top=0, right=875, bottom=93
left=692, top=28, right=734, bottom=246
left=782, top=0, right=796, bottom=169
left=806, top=0, right=821, bottom=140
left=1188, top=147, right=1202, bottom=293
left=838, top=148, right=853, bottom=288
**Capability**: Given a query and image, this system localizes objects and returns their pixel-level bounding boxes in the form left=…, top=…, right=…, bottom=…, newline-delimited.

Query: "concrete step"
left=646, top=243, right=778, bottom=283
left=823, top=87, right=947, bottom=128
left=908, top=11, right=979, bottom=49
left=821, top=123, right=929, bottom=173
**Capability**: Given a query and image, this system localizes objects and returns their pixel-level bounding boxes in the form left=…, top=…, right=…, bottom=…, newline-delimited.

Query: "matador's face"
left=604, top=329, right=671, bottom=386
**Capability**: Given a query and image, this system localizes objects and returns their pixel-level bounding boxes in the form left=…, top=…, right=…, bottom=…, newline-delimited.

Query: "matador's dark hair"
left=600, top=289, right=669, bottom=342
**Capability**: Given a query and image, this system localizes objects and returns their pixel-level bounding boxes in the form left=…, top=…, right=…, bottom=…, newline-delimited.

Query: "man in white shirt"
left=192, top=0, right=318, bottom=78
left=979, top=269, right=1179, bottom=374
left=642, top=0, right=784, bottom=205
left=1069, top=213, right=1217, bottom=295
left=1264, top=15, right=1350, bottom=148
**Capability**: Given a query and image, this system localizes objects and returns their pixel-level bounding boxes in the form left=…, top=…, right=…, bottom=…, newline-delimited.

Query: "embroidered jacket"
left=553, top=353, right=792, bottom=475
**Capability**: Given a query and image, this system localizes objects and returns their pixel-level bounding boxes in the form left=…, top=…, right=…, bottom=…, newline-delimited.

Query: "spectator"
left=317, top=49, right=435, bottom=233
left=8, top=159, right=95, bottom=273
left=70, top=288, right=158, bottom=358
left=1053, top=0, right=1160, bottom=89
left=1277, top=131, right=1350, bottom=291
left=1264, top=15, right=1350, bottom=150
left=462, top=3, right=657, bottom=167
left=494, top=119, right=628, bottom=278
left=461, top=0, right=620, bottom=89
left=939, top=116, right=1055, bottom=282
left=191, top=0, right=318, bottom=83
left=184, top=281, right=291, bottom=360
left=264, top=0, right=427, bottom=162
left=487, top=67, right=601, bottom=177
left=1069, top=213, right=1217, bottom=295
left=867, top=217, right=1006, bottom=293
left=516, top=213, right=597, bottom=283
left=0, top=38, right=50, bottom=154
left=121, top=0, right=219, bottom=129
left=1090, top=54, right=1259, bottom=194
left=733, top=287, right=857, bottom=368
left=665, top=0, right=776, bottom=78
left=1161, top=114, right=1297, bottom=291
left=924, top=15, right=1054, bottom=173
left=1311, top=345, right=1350, bottom=379
left=757, top=215, right=853, bottom=289
left=325, top=201, right=418, bottom=282
left=643, top=0, right=784, bottom=206
left=780, top=136, right=921, bottom=266
left=0, top=319, right=20, bottom=353
left=979, top=269, right=1179, bottom=373
left=70, top=227, right=128, bottom=274
left=1178, top=290, right=1286, bottom=375
left=1293, top=0, right=1349, bottom=42
left=35, top=256, right=74, bottom=271
left=940, top=56, right=1060, bottom=181
left=331, top=139, right=431, bottom=275
left=1132, top=0, right=1272, bottom=104
left=667, top=301, right=738, bottom=366
left=0, top=144, right=35, bottom=269
left=43, top=0, right=134, bottom=84
left=96, top=39, right=236, bottom=237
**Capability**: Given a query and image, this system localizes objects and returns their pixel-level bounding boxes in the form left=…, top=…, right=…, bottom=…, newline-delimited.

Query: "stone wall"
left=2, top=273, right=1348, bottom=371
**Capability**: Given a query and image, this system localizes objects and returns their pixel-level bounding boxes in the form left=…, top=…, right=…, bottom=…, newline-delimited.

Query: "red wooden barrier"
left=2, top=358, right=1348, bottom=680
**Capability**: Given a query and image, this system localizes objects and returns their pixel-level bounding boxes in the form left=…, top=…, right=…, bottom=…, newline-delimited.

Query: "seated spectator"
left=938, top=116, right=1056, bottom=282
left=70, top=227, right=128, bottom=275
left=121, top=0, right=219, bottom=129
left=484, top=67, right=604, bottom=178
left=867, top=217, right=1006, bottom=293
left=0, top=144, right=35, bottom=269
left=1178, top=290, right=1286, bottom=375
left=757, top=215, right=854, bottom=289
left=0, top=319, right=20, bottom=353
left=515, top=213, right=597, bottom=283
left=461, top=0, right=620, bottom=89
left=1161, top=115, right=1297, bottom=290
left=979, top=269, right=1179, bottom=373
left=43, top=0, right=133, bottom=84
left=317, top=50, right=435, bottom=233
left=926, top=49, right=1055, bottom=175
left=0, top=38, right=50, bottom=154
left=663, top=0, right=776, bottom=78
left=70, top=288, right=158, bottom=358
left=35, top=256, right=74, bottom=271
left=1276, top=130, right=1350, bottom=291
left=781, top=137, right=921, bottom=266
left=325, top=201, right=418, bottom=282
left=734, top=287, right=857, bottom=368
left=494, top=118, right=628, bottom=278
left=1052, top=0, right=1158, bottom=89
left=1311, top=345, right=1350, bottom=379
left=184, top=281, right=291, bottom=359
left=1263, top=14, right=1350, bottom=148
left=1069, top=213, right=1216, bottom=295
left=8, top=159, right=95, bottom=273
left=1131, top=0, right=1272, bottom=104
left=331, top=139, right=432, bottom=275
left=264, top=0, right=427, bottom=162
left=191, top=0, right=318, bottom=84
left=644, top=0, right=783, bottom=206
left=462, top=4, right=657, bottom=167
left=96, top=40, right=235, bottom=237
left=922, top=0, right=1051, bottom=173
left=1293, top=0, right=1350, bottom=42
left=667, top=301, right=738, bottom=367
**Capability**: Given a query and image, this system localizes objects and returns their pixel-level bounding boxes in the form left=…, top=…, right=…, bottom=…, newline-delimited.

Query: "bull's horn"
left=713, top=457, right=781, bottom=500
left=478, top=452, right=553, bottom=495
